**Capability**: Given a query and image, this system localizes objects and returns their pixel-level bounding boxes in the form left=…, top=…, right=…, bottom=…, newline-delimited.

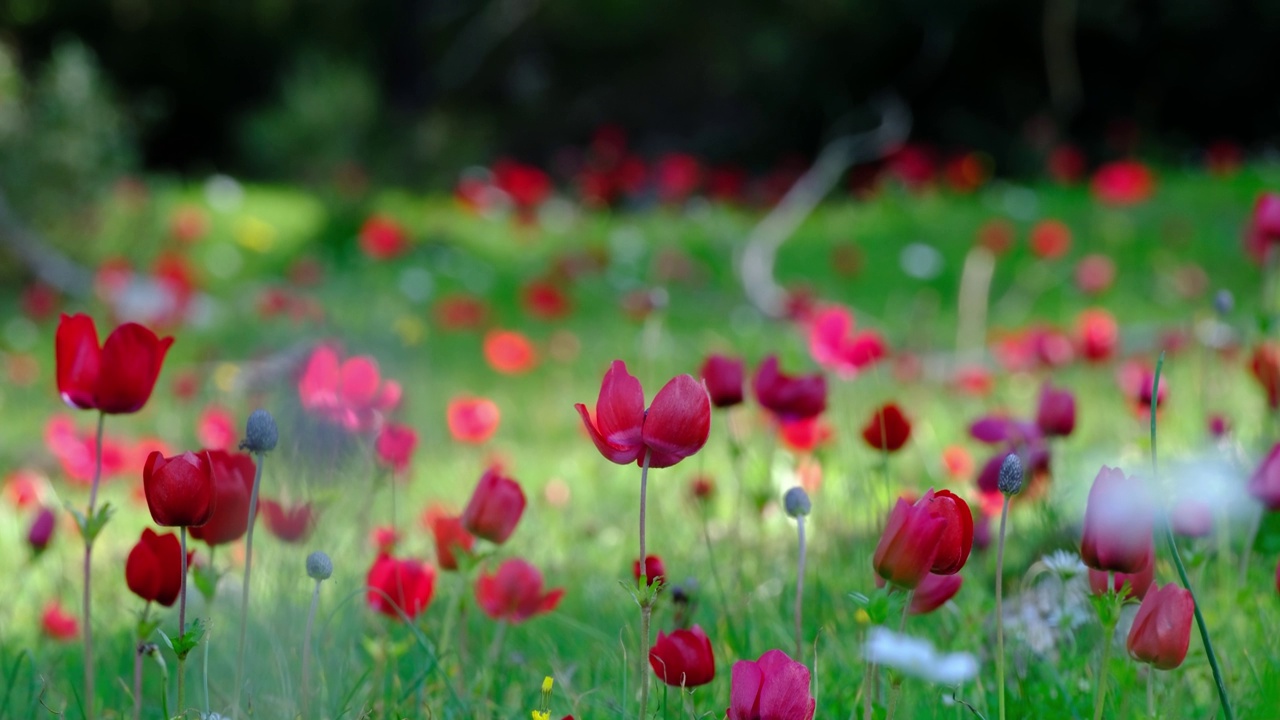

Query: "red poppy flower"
left=422, top=506, right=475, bottom=571
left=727, top=648, right=815, bottom=720
left=21, top=282, right=59, bottom=321
left=1080, top=466, right=1154, bottom=574
left=125, top=528, right=192, bottom=606
left=297, top=345, right=401, bottom=433
left=142, top=451, right=215, bottom=528
left=575, top=360, right=711, bottom=468
left=366, top=554, right=436, bottom=620
left=1249, top=343, right=1280, bottom=410
left=633, top=554, right=666, bottom=587
left=446, top=396, right=501, bottom=444
left=375, top=423, right=418, bottom=472
left=196, top=405, right=237, bottom=451
left=1029, top=220, right=1072, bottom=259
left=1127, top=583, right=1194, bottom=669
left=483, top=330, right=538, bottom=374
left=700, top=354, right=745, bottom=408
left=475, top=558, right=564, bottom=624
left=778, top=416, right=832, bottom=454
left=885, top=144, right=936, bottom=190
left=1088, top=560, right=1155, bottom=601
left=56, top=314, right=174, bottom=414
left=189, top=450, right=256, bottom=546
left=1075, top=308, right=1119, bottom=362
left=860, top=403, right=911, bottom=453
left=1117, top=362, right=1166, bottom=414
left=358, top=214, right=410, bottom=260
left=1091, top=160, right=1154, bottom=206
left=944, top=152, right=989, bottom=193
left=42, top=601, right=79, bottom=640
left=521, top=280, right=572, bottom=321
left=461, top=468, right=526, bottom=544
left=752, top=356, right=827, bottom=422
left=650, top=624, right=716, bottom=687
left=976, top=219, right=1015, bottom=255
left=807, top=305, right=886, bottom=379
left=260, top=499, right=315, bottom=542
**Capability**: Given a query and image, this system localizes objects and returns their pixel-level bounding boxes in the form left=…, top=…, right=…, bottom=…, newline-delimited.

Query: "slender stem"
left=1093, top=614, right=1118, bottom=720
left=637, top=448, right=653, bottom=720
left=1147, top=669, right=1155, bottom=718
left=1149, top=354, right=1233, bottom=720
left=794, top=515, right=807, bottom=660
left=885, top=678, right=903, bottom=720
left=179, top=527, right=188, bottom=636
left=700, top=504, right=739, bottom=651
left=177, top=656, right=186, bottom=717
left=82, top=410, right=105, bottom=720
left=234, top=451, right=267, bottom=719
left=995, top=495, right=1012, bottom=720
left=301, top=579, right=321, bottom=718
left=133, top=643, right=144, bottom=720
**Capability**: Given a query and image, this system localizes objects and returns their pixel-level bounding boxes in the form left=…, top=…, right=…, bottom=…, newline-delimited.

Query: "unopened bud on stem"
left=998, top=453, right=1024, bottom=496
left=240, top=409, right=278, bottom=453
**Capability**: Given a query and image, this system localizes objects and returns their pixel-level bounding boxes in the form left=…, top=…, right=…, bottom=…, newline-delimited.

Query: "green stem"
left=995, top=495, right=1011, bottom=720
left=794, top=514, right=807, bottom=660
left=700, top=504, right=739, bottom=651
left=638, top=449, right=653, bottom=720
left=81, top=410, right=105, bottom=720
left=301, top=578, right=321, bottom=718
left=132, top=643, right=143, bottom=720
left=234, top=450, right=267, bottom=719
left=1092, top=615, right=1117, bottom=720
left=177, top=655, right=186, bottom=717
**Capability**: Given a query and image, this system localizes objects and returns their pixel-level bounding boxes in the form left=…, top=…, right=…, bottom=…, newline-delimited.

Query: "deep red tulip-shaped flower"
left=1245, top=192, right=1280, bottom=264
left=752, top=356, right=826, bottom=422
left=633, top=554, right=666, bottom=587
left=727, top=648, right=815, bottom=720
left=260, top=499, right=315, bottom=542
left=575, top=360, right=711, bottom=468
left=297, top=345, right=401, bottom=433
left=1035, top=383, right=1076, bottom=438
left=446, top=396, right=501, bottom=444
left=461, top=468, right=526, bottom=543
left=1091, top=160, right=1154, bottom=206
left=366, top=554, right=436, bottom=620
left=1247, top=443, right=1280, bottom=510
left=27, top=506, right=56, bottom=553
left=700, top=354, right=745, bottom=408
left=42, top=601, right=79, bottom=640
left=1088, top=559, right=1154, bottom=601
left=125, top=528, right=191, bottom=606
left=860, top=403, right=911, bottom=453
left=807, top=305, right=886, bottom=379
left=189, top=450, right=256, bottom=546
left=650, top=624, right=716, bottom=687
left=56, top=314, right=174, bottom=414
left=908, top=572, right=963, bottom=615
left=873, top=489, right=973, bottom=588
left=142, top=451, right=215, bottom=527
left=475, top=558, right=564, bottom=623
left=1080, top=466, right=1154, bottom=574
left=422, top=506, right=475, bottom=571
left=1127, top=583, right=1194, bottom=669
left=375, top=422, right=418, bottom=472
left=1249, top=344, right=1280, bottom=410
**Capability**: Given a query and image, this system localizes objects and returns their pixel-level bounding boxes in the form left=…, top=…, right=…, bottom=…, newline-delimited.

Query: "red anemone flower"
left=297, top=345, right=401, bottom=433
left=189, top=450, right=256, bottom=546
left=422, top=506, right=475, bottom=571
left=375, top=423, right=418, bottom=472
left=142, top=451, right=215, bottom=528
left=1126, top=583, right=1194, bottom=669
left=446, top=396, right=501, bottom=444
left=575, top=360, right=711, bottom=469
left=260, top=499, right=315, bottom=542
left=807, top=305, right=886, bottom=379
left=460, top=468, right=526, bottom=544
left=56, top=314, right=174, bottom=414
left=483, top=330, right=538, bottom=374
left=366, top=554, right=436, bottom=620
left=727, top=648, right=815, bottom=720
left=1080, top=466, right=1154, bottom=574
left=475, top=558, right=564, bottom=623
left=700, top=354, right=745, bottom=408
left=860, top=403, right=911, bottom=453
left=125, top=528, right=192, bottom=606
left=752, top=356, right=826, bottom=422
left=650, top=624, right=716, bottom=687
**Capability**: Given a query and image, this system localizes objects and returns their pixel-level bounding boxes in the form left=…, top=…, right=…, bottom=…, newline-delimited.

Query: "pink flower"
left=475, top=558, right=564, bottom=623
left=358, top=215, right=410, bottom=260
left=807, top=305, right=886, bottom=378
left=1091, top=160, right=1155, bottom=206
left=297, top=346, right=401, bottom=433
left=375, top=423, right=418, bottom=472
left=727, top=649, right=815, bottom=720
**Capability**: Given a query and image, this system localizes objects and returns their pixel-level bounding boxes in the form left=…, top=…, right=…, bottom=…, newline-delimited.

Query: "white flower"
left=1040, top=550, right=1087, bottom=578
left=862, top=627, right=978, bottom=685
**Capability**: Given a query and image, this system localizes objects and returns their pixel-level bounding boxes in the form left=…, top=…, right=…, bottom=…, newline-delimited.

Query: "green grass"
left=2, top=164, right=1280, bottom=718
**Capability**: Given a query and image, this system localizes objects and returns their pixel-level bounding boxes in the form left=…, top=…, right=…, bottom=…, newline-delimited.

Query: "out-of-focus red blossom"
left=42, top=601, right=78, bottom=640
left=650, top=624, right=716, bottom=687
left=1171, top=498, right=1214, bottom=538
left=941, top=446, right=973, bottom=481
left=1029, top=326, right=1075, bottom=368
left=860, top=403, right=911, bottom=453
left=521, top=280, right=572, bottom=321
left=142, top=451, right=215, bottom=528
left=260, top=499, right=315, bottom=542
left=1047, top=144, right=1086, bottom=184
left=446, top=396, right=500, bottom=444
left=475, top=558, right=564, bottom=623
left=375, top=423, right=418, bottom=472
left=1244, top=193, right=1280, bottom=264
left=27, top=506, right=56, bottom=553
left=1088, top=561, right=1155, bottom=601
left=422, top=506, right=475, bottom=571
left=151, top=254, right=197, bottom=326
left=1249, top=343, right=1280, bottom=410
left=125, top=528, right=191, bottom=606
left=575, top=360, right=711, bottom=468
left=991, top=330, right=1038, bottom=373
left=1127, top=583, right=1194, bottom=670
left=700, top=354, right=745, bottom=408
left=807, top=305, right=886, bottom=379
left=56, top=314, right=174, bottom=414
left=976, top=219, right=1015, bottom=255
left=885, top=144, right=936, bottom=190
left=297, top=345, right=401, bottom=433
left=357, top=214, right=410, bottom=260
left=1029, top=219, right=1072, bottom=259
left=708, top=166, right=748, bottom=203
left=873, top=489, right=973, bottom=588
left=169, top=204, right=209, bottom=243
left=366, top=554, right=436, bottom=620
left=189, top=450, right=256, bottom=546
left=287, top=256, right=324, bottom=287
left=370, top=526, right=401, bottom=555
left=726, top=648, right=815, bottom=720
left=910, top=572, right=963, bottom=614
left=1035, top=383, right=1076, bottom=438
left=944, top=152, right=989, bottom=193
left=891, top=353, right=923, bottom=384
left=1207, top=413, right=1231, bottom=439
left=94, top=257, right=133, bottom=303
left=690, top=475, right=715, bottom=502
left=5, top=469, right=44, bottom=509
left=492, top=160, right=552, bottom=217
left=753, top=356, right=827, bottom=422
left=483, top=330, right=538, bottom=374
left=196, top=405, right=237, bottom=450
left=654, top=153, right=703, bottom=205
left=1205, top=140, right=1242, bottom=176
left=21, top=283, right=59, bottom=321
left=1075, top=254, right=1116, bottom=295
left=1117, top=362, right=1167, bottom=414
left=1080, top=466, right=1154, bottom=574
left=1247, top=442, right=1280, bottom=510
left=778, top=416, right=832, bottom=454
left=44, top=416, right=130, bottom=484
left=1091, top=160, right=1155, bottom=206
left=433, top=293, right=490, bottom=331
left=620, top=287, right=668, bottom=322
left=461, top=468, right=526, bottom=544
left=633, top=555, right=666, bottom=587
left=1075, top=308, right=1119, bottom=362
left=952, top=365, right=994, bottom=396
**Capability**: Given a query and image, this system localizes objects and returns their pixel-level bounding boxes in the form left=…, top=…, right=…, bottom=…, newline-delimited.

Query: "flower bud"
left=27, top=507, right=56, bottom=553
left=997, top=453, right=1023, bottom=496
left=240, top=409, right=278, bottom=453
left=306, top=550, right=333, bottom=581
left=784, top=487, right=811, bottom=518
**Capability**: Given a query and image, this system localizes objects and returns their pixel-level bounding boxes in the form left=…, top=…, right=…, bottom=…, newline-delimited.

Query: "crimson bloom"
left=56, top=314, right=174, bottom=414
left=422, top=506, right=475, bottom=571
left=1035, top=383, right=1076, bottom=438
left=142, top=451, right=215, bottom=528
left=1075, top=308, right=1119, bottom=362
left=358, top=214, right=409, bottom=260
left=1075, top=254, right=1116, bottom=295
left=42, top=601, right=79, bottom=640
left=446, top=396, right=501, bottom=444
left=1091, top=160, right=1155, bottom=206
left=375, top=422, right=418, bottom=472
left=1080, top=466, right=1154, bottom=574
left=260, top=499, right=315, bottom=542
left=873, top=489, right=973, bottom=588
left=1127, top=583, right=1194, bottom=670
left=1029, top=219, right=1072, bottom=259
left=633, top=554, right=666, bottom=587
left=1088, top=560, right=1155, bottom=601
left=778, top=416, right=832, bottom=454
left=475, top=558, right=564, bottom=623
left=189, top=450, right=256, bottom=546
left=575, top=360, right=711, bottom=468
left=521, top=280, right=572, bottom=320
left=752, top=356, right=826, bottom=422
left=366, top=554, right=436, bottom=620
left=907, top=572, right=963, bottom=615
left=650, top=624, right=716, bottom=687
left=196, top=405, right=237, bottom=450
left=297, top=345, right=401, bottom=433
left=806, top=305, right=885, bottom=379
left=461, top=468, right=526, bottom=543
left=125, top=528, right=191, bottom=606
left=860, top=403, right=911, bottom=453
left=727, top=648, right=815, bottom=720
left=700, top=354, right=745, bottom=408
left=27, top=506, right=56, bottom=553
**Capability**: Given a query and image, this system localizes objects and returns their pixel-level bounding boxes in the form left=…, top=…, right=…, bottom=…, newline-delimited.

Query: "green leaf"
left=191, top=562, right=220, bottom=602
left=67, top=502, right=116, bottom=544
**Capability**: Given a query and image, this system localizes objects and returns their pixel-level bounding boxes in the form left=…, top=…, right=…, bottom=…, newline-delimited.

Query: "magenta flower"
left=752, top=356, right=826, bottom=422
left=575, top=360, right=711, bottom=468
left=806, top=305, right=885, bottom=379
left=727, top=649, right=815, bottom=720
